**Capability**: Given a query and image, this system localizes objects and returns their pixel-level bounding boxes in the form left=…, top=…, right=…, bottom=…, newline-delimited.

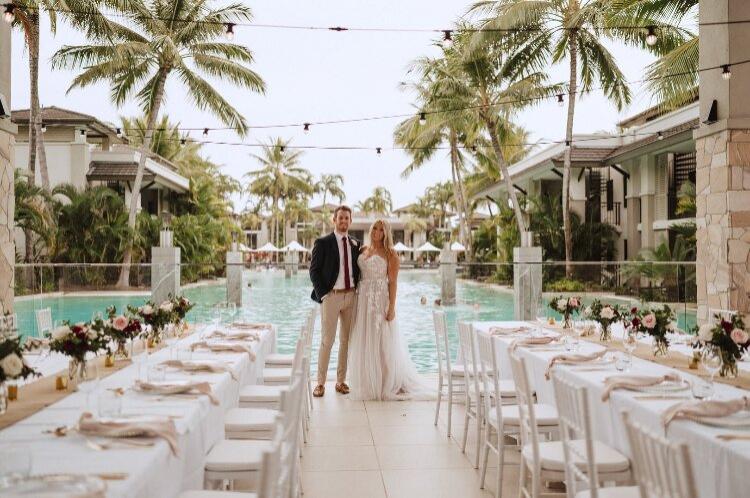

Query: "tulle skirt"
left=347, top=279, right=434, bottom=401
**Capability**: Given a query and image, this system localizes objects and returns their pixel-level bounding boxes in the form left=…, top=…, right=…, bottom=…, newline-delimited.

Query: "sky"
left=10, top=0, right=667, bottom=212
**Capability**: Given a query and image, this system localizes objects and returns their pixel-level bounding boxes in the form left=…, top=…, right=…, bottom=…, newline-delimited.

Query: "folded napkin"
left=161, top=360, right=238, bottom=380
left=510, top=336, right=558, bottom=352
left=135, top=380, right=219, bottom=405
left=230, top=322, right=272, bottom=330
left=662, top=396, right=750, bottom=427
left=602, top=373, right=682, bottom=401
left=190, top=341, right=256, bottom=361
left=77, top=412, right=179, bottom=456
left=489, top=326, right=531, bottom=336
left=545, top=349, right=608, bottom=380
left=206, top=329, right=260, bottom=341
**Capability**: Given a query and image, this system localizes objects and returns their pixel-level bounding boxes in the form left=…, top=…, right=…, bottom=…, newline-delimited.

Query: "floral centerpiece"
left=92, top=306, right=142, bottom=360
left=171, top=295, right=194, bottom=334
left=694, top=313, right=749, bottom=377
left=549, top=296, right=582, bottom=328
left=0, top=335, right=40, bottom=414
left=629, top=305, right=676, bottom=356
left=47, top=321, right=109, bottom=383
left=586, top=300, right=624, bottom=342
left=128, top=300, right=175, bottom=345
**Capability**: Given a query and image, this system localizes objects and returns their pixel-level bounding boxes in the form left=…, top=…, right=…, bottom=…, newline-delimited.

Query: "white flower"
left=141, top=305, right=153, bottom=315
left=51, top=325, right=71, bottom=341
left=0, top=353, right=24, bottom=377
left=600, top=306, right=615, bottom=320
left=698, top=324, right=714, bottom=342
left=556, top=298, right=568, bottom=311
left=159, top=302, right=173, bottom=313
left=86, top=328, right=99, bottom=340
left=583, top=306, right=592, bottom=317
left=666, top=321, right=676, bottom=331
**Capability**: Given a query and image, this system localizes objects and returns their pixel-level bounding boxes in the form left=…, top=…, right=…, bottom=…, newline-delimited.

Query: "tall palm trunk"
left=448, top=131, right=468, bottom=251
left=116, top=67, right=169, bottom=288
left=452, top=152, right=473, bottom=261
left=29, top=14, right=49, bottom=190
left=562, top=30, right=579, bottom=278
left=482, top=112, right=527, bottom=238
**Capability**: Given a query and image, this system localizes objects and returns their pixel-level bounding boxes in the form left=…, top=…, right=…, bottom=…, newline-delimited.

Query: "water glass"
left=132, top=352, right=148, bottom=381
left=691, top=378, right=714, bottom=400
left=77, top=361, right=100, bottom=412
left=0, top=446, right=32, bottom=478
left=701, top=346, right=723, bottom=398
left=614, top=352, right=630, bottom=372
left=98, top=390, right=123, bottom=418
left=147, top=364, right=167, bottom=383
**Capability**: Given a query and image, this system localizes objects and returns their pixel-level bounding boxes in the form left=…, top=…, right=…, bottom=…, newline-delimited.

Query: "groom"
left=309, top=205, right=361, bottom=397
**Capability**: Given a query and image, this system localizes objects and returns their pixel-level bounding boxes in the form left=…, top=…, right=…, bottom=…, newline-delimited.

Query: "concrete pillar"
left=513, top=233, right=542, bottom=321
left=439, top=244, right=456, bottom=305
left=283, top=251, right=293, bottom=278
left=0, top=19, right=15, bottom=315
left=226, top=247, right=243, bottom=307
left=695, top=0, right=750, bottom=322
left=151, top=229, right=180, bottom=304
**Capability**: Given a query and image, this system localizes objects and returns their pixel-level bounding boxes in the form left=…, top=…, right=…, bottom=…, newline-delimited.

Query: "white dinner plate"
left=634, top=379, right=690, bottom=394
left=697, top=411, right=750, bottom=429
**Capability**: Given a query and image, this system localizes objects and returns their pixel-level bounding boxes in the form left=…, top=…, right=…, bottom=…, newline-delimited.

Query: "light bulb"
left=376, top=147, right=382, bottom=156
left=3, top=5, right=14, bottom=23
left=303, top=123, right=310, bottom=134
left=180, top=138, right=186, bottom=145
left=557, top=94, right=564, bottom=107
left=645, top=26, right=657, bottom=46
left=203, top=128, right=209, bottom=137
left=442, top=30, right=453, bottom=49
left=419, top=112, right=426, bottom=125
left=722, top=65, right=732, bottom=80
left=657, top=131, right=664, bottom=140
left=224, top=23, right=235, bottom=41
left=41, top=124, right=47, bottom=133
left=115, top=127, right=122, bottom=137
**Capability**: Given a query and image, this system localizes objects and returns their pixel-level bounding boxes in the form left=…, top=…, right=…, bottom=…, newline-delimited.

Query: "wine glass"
left=701, top=346, right=723, bottom=398
left=77, top=360, right=100, bottom=412
left=535, top=299, right=547, bottom=336
left=622, top=327, right=638, bottom=371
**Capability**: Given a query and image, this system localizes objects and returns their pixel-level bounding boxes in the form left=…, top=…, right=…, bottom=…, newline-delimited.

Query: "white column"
left=226, top=247, right=243, bottom=306
left=439, top=244, right=457, bottom=305
left=151, top=229, right=180, bottom=304
left=513, top=232, right=542, bottom=321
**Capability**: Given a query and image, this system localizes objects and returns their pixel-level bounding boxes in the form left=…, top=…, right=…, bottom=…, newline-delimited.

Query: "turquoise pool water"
left=13, top=270, right=696, bottom=374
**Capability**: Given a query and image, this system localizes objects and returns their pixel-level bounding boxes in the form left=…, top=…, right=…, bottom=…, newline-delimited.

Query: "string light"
left=224, top=23, right=235, bottom=40
left=41, top=123, right=47, bottom=133
left=657, top=131, right=664, bottom=140
left=419, top=112, right=427, bottom=125
left=471, top=145, right=477, bottom=153
left=442, top=30, right=453, bottom=48
left=376, top=147, right=382, bottom=155
left=722, top=64, right=732, bottom=80
left=303, top=123, right=310, bottom=134
left=115, top=127, right=122, bottom=138
left=280, top=145, right=285, bottom=153
left=3, top=4, right=13, bottom=23
left=180, top=138, right=186, bottom=145
left=557, top=94, right=564, bottom=107
left=203, top=128, right=209, bottom=137
left=645, top=26, right=658, bottom=46
left=565, top=140, right=571, bottom=148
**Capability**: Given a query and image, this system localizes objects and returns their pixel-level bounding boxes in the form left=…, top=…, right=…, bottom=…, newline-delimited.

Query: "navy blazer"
left=309, top=232, right=362, bottom=303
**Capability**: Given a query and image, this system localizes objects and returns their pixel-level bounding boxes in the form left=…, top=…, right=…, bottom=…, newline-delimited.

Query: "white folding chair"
left=457, top=322, right=484, bottom=467
left=476, top=331, right=558, bottom=498
left=550, top=373, right=632, bottom=498
left=35, top=308, right=52, bottom=337
left=0, top=313, right=18, bottom=334
left=204, top=373, right=306, bottom=492
left=433, top=310, right=466, bottom=437
left=622, top=412, right=696, bottom=498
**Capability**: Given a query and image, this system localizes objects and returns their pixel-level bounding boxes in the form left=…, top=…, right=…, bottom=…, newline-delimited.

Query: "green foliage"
left=547, top=279, right=586, bottom=293
left=357, top=187, right=393, bottom=215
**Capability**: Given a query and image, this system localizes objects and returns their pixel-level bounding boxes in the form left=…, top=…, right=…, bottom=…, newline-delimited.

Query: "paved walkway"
left=301, top=381, right=523, bottom=498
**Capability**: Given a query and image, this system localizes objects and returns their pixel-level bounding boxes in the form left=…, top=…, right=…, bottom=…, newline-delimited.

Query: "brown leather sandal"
left=335, top=383, right=350, bottom=394
left=313, top=385, right=325, bottom=397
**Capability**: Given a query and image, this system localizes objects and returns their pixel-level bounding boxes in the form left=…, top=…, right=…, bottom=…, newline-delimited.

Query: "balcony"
left=585, top=201, right=622, bottom=227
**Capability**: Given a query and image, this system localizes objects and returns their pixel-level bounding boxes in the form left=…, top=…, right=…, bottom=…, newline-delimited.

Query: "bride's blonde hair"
left=369, top=219, right=395, bottom=262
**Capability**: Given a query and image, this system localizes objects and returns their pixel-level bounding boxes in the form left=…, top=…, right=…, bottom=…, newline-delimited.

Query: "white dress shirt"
left=333, top=231, right=355, bottom=290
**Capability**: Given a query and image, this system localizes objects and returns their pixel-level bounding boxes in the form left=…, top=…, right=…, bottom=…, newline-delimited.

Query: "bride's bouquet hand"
left=386, top=308, right=395, bottom=322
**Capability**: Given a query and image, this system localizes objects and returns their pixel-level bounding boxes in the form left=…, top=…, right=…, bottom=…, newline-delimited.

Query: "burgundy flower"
left=632, top=317, right=641, bottom=328
left=722, top=320, right=734, bottom=334
left=631, top=307, right=638, bottom=314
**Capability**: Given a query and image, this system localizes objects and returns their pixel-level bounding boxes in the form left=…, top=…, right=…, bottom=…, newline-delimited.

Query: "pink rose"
left=113, top=315, right=129, bottom=331
left=568, top=297, right=580, bottom=308
left=730, top=328, right=749, bottom=345
left=642, top=313, right=656, bottom=329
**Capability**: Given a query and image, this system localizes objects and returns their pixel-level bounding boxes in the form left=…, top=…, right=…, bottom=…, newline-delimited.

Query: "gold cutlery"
left=634, top=395, right=691, bottom=401
left=94, top=473, right=129, bottom=481
left=717, top=434, right=750, bottom=441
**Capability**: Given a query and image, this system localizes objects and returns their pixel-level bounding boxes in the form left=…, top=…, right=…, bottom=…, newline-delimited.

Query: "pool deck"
left=299, top=380, right=522, bottom=498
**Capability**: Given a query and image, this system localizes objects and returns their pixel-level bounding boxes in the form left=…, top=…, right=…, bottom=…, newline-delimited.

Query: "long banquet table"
left=0, top=325, right=276, bottom=497
left=472, top=320, right=750, bottom=498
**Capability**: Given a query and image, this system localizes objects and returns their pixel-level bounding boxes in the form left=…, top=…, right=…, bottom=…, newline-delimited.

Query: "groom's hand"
left=386, top=308, right=395, bottom=322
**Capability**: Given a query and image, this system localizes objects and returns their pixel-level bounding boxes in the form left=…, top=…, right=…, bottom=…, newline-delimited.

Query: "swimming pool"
left=13, top=269, right=696, bottom=374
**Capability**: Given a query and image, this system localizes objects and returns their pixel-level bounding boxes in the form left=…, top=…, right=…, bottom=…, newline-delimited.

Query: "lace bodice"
left=358, top=254, right=388, bottom=282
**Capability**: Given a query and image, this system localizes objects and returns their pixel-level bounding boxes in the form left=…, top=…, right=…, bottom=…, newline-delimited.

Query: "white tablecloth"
left=0, top=325, right=276, bottom=497
left=473, top=321, right=750, bottom=498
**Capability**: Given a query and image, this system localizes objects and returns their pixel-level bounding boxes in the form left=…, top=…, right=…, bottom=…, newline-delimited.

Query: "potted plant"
left=694, top=313, right=749, bottom=378
left=0, top=335, right=39, bottom=414
left=47, top=322, right=109, bottom=386
left=586, top=299, right=624, bottom=342
left=92, top=306, right=142, bottom=362
left=629, top=305, right=676, bottom=356
left=549, top=295, right=582, bottom=329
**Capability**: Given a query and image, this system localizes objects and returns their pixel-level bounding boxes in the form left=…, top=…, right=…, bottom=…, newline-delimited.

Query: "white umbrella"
left=393, top=242, right=413, bottom=252
left=414, top=241, right=441, bottom=252
left=238, top=243, right=252, bottom=252
left=255, top=242, right=280, bottom=252
left=283, top=241, right=309, bottom=252
left=450, top=241, right=466, bottom=252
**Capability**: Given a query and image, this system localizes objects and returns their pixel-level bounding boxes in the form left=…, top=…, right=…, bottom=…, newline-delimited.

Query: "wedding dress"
left=347, top=253, right=434, bottom=401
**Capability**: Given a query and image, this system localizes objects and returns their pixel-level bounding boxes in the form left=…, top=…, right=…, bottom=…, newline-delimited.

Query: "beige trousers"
left=317, top=290, right=357, bottom=385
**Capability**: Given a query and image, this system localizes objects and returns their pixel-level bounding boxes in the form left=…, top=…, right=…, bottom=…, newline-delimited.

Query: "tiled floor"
left=300, top=381, right=524, bottom=498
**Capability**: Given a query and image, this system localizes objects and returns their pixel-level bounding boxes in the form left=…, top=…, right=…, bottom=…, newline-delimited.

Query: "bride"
left=347, top=219, right=432, bottom=401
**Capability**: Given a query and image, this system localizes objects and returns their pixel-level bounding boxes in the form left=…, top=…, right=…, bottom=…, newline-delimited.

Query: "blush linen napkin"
left=205, top=330, right=260, bottom=341
left=77, top=412, right=179, bottom=456
left=662, top=396, right=750, bottom=427
left=509, top=336, right=559, bottom=352
left=545, top=349, right=608, bottom=380
left=230, top=322, right=272, bottom=330
left=134, top=380, right=219, bottom=405
left=602, top=373, right=682, bottom=401
left=190, top=341, right=256, bottom=361
left=161, top=360, right=238, bottom=380
left=489, top=326, right=532, bottom=336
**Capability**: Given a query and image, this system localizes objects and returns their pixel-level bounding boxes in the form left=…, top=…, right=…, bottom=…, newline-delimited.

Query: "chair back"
left=35, top=308, right=52, bottom=337
left=550, top=373, right=598, bottom=498
left=622, top=412, right=697, bottom=498
left=457, top=322, right=480, bottom=404
left=278, top=373, right=306, bottom=498
left=0, top=313, right=18, bottom=335
left=289, top=338, right=306, bottom=381
left=257, top=424, right=282, bottom=498
left=476, top=330, right=503, bottom=428
left=508, top=352, right=542, bottom=469
left=433, top=310, right=451, bottom=377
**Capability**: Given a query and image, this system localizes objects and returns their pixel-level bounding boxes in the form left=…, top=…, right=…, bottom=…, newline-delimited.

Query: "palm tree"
left=53, top=0, right=266, bottom=287
left=245, top=138, right=314, bottom=246
left=469, top=0, right=651, bottom=274
left=14, top=170, right=55, bottom=258
left=316, top=173, right=346, bottom=206
left=357, top=187, right=393, bottom=215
